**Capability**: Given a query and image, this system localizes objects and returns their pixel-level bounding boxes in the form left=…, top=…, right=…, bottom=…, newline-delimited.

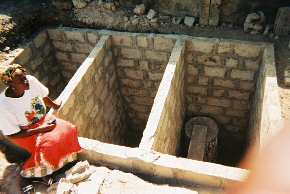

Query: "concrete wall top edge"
left=79, top=137, right=248, bottom=187
left=46, top=27, right=271, bottom=48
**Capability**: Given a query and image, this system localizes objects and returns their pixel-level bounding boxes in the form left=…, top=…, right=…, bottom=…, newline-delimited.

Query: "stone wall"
left=1, top=31, right=63, bottom=98
left=47, top=28, right=97, bottom=88
left=185, top=38, right=264, bottom=137
left=54, top=35, right=128, bottom=145
left=140, top=40, right=186, bottom=155
left=112, top=33, right=175, bottom=143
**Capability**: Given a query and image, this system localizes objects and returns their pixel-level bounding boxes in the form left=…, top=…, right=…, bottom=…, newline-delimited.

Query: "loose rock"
left=147, top=9, right=156, bottom=20
left=72, top=0, right=89, bottom=9
left=288, top=41, right=290, bottom=49
left=244, top=11, right=265, bottom=34
left=172, top=16, right=183, bottom=24
left=184, top=16, right=195, bottom=27
left=133, top=4, right=146, bottom=15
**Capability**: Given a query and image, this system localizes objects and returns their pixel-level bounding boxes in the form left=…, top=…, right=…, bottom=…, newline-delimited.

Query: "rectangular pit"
left=48, top=28, right=173, bottom=147
left=3, top=28, right=281, bottom=167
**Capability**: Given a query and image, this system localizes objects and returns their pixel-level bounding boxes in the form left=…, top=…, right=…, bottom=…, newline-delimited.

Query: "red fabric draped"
left=10, top=115, right=81, bottom=170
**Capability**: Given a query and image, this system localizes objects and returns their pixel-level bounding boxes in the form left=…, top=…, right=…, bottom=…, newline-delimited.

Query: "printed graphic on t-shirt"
left=25, top=96, right=46, bottom=124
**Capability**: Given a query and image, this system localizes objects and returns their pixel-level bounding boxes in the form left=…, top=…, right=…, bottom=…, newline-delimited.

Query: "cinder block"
left=65, top=30, right=85, bottom=42
left=200, top=105, right=223, bottom=115
left=112, top=35, right=133, bottom=47
left=154, top=37, right=175, bottom=51
left=228, top=90, right=250, bottom=100
left=188, top=86, right=207, bottom=95
left=225, top=58, right=238, bottom=68
left=207, top=97, right=231, bottom=107
left=231, top=69, right=254, bottom=81
left=144, top=50, right=168, bottom=62
left=217, top=42, right=232, bottom=54
left=123, top=68, right=144, bottom=80
left=121, top=48, right=142, bottom=59
left=204, top=67, right=225, bottom=78
left=137, top=36, right=148, bottom=48
left=234, top=44, right=261, bottom=58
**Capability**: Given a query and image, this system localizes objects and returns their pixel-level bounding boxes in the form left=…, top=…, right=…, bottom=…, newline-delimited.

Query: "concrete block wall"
left=140, top=39, right=186, bottom=155
left=1, top=31, right=63, bottom=98
left=55, top=36, right=128, bottom=145
left=185, top=38, right=264, bottom=136
left=47, top=29, right=97, bottom=89
left=112, top=34, right=175, bottom=141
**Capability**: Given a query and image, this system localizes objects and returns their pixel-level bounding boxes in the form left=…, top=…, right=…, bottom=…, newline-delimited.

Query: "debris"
left=172, top=17, right=183, bottom=24
left=263, top=24, right=271, bottom=35
left=72, top=0, right=90, bottom=9
left=147, top=9, right=156, bottom=20
left=3, top=47, right=10, bottom=52
left=104, top=2, right=116, bottom=11
left=184, top=16, right=195, bottom=27
left=274, top=7, right=290, bottom=35
left=131, top=17, right=139, bottom=25
left=133, top=4, right=146, bottom=15
left=244, top=11, right=265, bottom=34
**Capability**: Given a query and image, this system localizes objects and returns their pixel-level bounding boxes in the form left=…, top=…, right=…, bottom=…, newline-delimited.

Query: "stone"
left=189, top=39, right=216, bottom=53
left=104, top=2, right=116, bottom=11
left=137, top=36, right=148, bottom=48
left=244, top=11, right=265, bottom=34
left=172, top=17, right=183, bottom=24
left=288, top=41, right=290, bottom=49
left=245, top=59, right=260, bottom=70
left=228, top=90, right=250, bottom=100
left=121, top=48, right=142, bottom=59
left=184, top=16, right=195, bottom=27
left=116, top=59, right=135, bottom=67
left=87, top=32, right=99, bottom=44
left=231, top=69, right=254, bottom=81
left=188, top=86, right=207, bottom=95
left=112, top=35, right=132, bottom=47
left=225, top=58, right=238, bottom=68
left=197, top=55, right=221, bottom=66
left=234, top=44, right=261, bottom=58
left=144, top=50, right=168, bottom=62
left=218, top=42, right=232, bottom=54
left=213, top=79, right=235, bottom=88
left=123, top=69, right=144, bottom=80
left=207, top=97, right=231, bottom=107
left=65, top=30, right=85, bottom=42
left=154, top=37, right=174, bottom=51
left=72, top=0, right=88, bottom=9
left=133, top=4, right=146, bottom=16
left=204, top=67, right=225, bottom=78
left=147, top=9, right=157, bottom=20
left=200, top=105, right=223, bottom=115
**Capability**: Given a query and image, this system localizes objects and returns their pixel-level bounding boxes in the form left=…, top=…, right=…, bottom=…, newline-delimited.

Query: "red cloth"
left=10, top=115, right=81, bottom=170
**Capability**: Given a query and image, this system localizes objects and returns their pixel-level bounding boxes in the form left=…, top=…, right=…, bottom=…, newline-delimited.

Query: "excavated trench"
left=3, top=27, right=280, bottom=167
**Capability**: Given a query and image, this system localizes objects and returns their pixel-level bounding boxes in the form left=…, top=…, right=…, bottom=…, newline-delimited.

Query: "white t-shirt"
left=0, top=75, right=49, bottom=135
